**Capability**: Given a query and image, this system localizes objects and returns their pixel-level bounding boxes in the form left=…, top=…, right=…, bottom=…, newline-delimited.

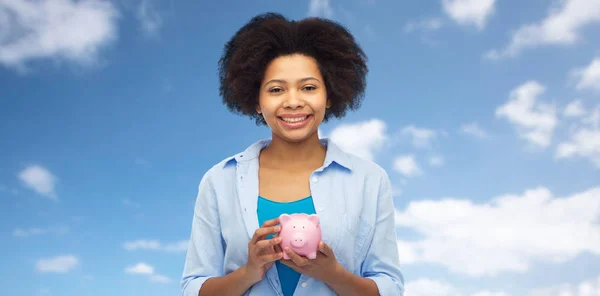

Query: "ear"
left=256, top=105, right=262, bottom=114
left=326, top=100, right=331, bottom=109
left=307, top=214, right=319, bottom=225
left=279, top=214, right=291, bottom=224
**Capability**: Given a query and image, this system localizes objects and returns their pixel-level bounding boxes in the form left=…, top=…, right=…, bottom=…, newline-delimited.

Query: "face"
left=256, top=53, right=330, bottom=143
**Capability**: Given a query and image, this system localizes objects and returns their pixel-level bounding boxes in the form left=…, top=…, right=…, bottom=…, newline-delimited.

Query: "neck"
left=262, top=132, right=326, bottom=168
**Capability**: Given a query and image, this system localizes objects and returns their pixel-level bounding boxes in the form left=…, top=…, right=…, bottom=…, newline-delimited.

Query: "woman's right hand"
left=243, top=218, right=284, bottom=284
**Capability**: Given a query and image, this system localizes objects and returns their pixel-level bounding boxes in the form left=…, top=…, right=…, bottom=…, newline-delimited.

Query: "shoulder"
left=198, top=153, right=239, bottom=185
left=197, top=139, right=267, bottom=185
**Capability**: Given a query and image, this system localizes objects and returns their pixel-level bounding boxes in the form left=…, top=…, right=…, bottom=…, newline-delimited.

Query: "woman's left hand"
left=279, top=241, right=343, bottom=283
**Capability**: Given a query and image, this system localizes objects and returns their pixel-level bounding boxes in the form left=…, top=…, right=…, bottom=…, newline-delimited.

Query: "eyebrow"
left=263, top=77, right=321, bottom=88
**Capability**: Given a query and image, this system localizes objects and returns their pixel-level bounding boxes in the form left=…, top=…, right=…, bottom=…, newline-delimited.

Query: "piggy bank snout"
left=291, top=233, right=307, bottom=248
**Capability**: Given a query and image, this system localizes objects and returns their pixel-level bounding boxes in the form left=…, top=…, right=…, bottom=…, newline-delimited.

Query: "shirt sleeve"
left=181, top=171, right=225, bottom=296
left=361, top=171, right=405, bottom=296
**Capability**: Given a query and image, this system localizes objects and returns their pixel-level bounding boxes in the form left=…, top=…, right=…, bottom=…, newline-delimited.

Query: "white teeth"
left=282, top=116, right=308, bottom=123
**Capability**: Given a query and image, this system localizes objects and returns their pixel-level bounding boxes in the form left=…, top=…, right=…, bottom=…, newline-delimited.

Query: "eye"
left=269, top=87, right=283, bottom=93
left=303, top=85, right=316, bottom=91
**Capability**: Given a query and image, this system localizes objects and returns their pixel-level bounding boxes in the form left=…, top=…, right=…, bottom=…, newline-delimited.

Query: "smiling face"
left=256, top=53, right=330, bottom=143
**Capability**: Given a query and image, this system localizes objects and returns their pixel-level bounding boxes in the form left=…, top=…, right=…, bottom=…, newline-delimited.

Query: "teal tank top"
left=257, top=196, right=316, bottom=296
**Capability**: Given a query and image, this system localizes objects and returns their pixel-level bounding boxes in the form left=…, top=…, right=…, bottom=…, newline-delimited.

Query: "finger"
left=262, top=217, right=280, bottom=228
left=259, top=251, right=284, bottom=263
left=318, top=241, right=332, bottom=256
left=285, top=247, right=308, bottom=267
left=255, top=236, right=282, bottom=250
left=251, top=225, right=281, bottom=244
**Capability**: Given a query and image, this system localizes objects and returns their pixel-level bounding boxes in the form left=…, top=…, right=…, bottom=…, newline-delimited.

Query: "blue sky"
left=1, top=0, right=600, bottom=295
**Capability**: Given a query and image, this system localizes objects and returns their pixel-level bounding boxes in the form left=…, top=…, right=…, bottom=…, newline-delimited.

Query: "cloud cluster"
left=495, top=81, right=558, bottom=149
left=18, top=165, right=58, bottom=200
left=0, top=0, right=119, bottom=71
left=396, top=186, right=600, bottom=276
left=486, top=0, right=600, bottom=59
left=123, top=239, right=189, bottom=253
left=442, top=0, right=496, bottom=30
left=125, top=262, right=171, bottom=284
left=36, top=255, right=79, bottom=273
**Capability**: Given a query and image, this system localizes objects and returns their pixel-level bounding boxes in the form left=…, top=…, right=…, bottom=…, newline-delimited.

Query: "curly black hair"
left=218, top=12, right=368, bottom=125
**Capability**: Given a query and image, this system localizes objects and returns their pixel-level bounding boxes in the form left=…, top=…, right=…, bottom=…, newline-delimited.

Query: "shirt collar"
left=225, top=138, right=353, bottom=171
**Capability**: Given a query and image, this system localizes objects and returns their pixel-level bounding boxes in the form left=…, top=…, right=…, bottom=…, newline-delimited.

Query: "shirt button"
left=311, top=176, right=318, bottom=183
left=301, top=282, right=308, bottom=288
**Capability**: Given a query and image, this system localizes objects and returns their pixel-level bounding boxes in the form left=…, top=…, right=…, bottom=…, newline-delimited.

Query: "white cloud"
left=125, top=262, right=153, bottom=275
left=125, top=262, right=172, bottom=284
left=564, top=100, right=586, bottom=117
left=328, top=119, right=388, bottom=161
left=405, top=278, right=507, bottom=296
left=405, top=278, right=460, bottom=296
left=573, top=57, right=600, bottom=92
left=401, top=125, right=438, bottom=149
left=36, top=255, right=78, bottom=273
left=442, top=0, right=496, bottom=30
left=18, top=165, right=58, bottom=200
left=460, top=122, right=488, bottom=138
left=149, top=274, right=171, bottom=284
left=123, top=239, right=188, bottom=252
left=584, top=107, right=600, bottom=129
left=556, top=104, right=600, bottom=167
left=404, top=18, right=443, bottom=33
left=394, top=155, right=422, bottom=177
left=429, top=155, right=444, bottom=167
left=0, top=0, right=119, bottom=72
left=308, top=0, right=333, bottom=18
left=163, top=240, right=189, bottom=252
left=13, top=225, right=69, bottom=237
left=396, top=186, right=600, bottom=277
left=556, top=128, right=600, bottom=167
left=485, top=0, right=600, bottom=59
left=137, top=0, right=161, bottom=37
left=124, top=240, right=160, bottom=251
left=495, top=81, right=558, bottom=148
left=471, top=292, right=508, bottom=296
left=529, top=274, right=600, bottom=296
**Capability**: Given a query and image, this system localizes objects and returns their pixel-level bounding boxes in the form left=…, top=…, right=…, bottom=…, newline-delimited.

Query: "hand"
left=279, top=241, right=342, bottom=283
left=243, top=218, right=284, bottom=284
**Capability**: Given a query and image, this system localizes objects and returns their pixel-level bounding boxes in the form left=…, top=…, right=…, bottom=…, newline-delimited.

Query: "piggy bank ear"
left=279, top=214, right=291, bottom=224
left=307, top=214, right=319, bottom=225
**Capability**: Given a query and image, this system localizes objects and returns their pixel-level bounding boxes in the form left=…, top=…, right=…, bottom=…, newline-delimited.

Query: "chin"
left=273, top=128, right=320, bottom=143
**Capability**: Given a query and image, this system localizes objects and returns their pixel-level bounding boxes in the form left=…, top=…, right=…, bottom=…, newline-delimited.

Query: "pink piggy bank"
left=278, top=213, right=322, bottom=260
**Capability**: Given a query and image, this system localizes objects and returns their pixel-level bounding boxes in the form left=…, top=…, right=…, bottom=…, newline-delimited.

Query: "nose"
left=283, top=89, right=304, bottom=109
left=291, top=234, right=307, bottom=248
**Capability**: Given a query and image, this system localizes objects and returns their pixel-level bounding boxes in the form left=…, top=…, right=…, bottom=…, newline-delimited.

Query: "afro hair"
left=218, top=12, right=369, bottom=125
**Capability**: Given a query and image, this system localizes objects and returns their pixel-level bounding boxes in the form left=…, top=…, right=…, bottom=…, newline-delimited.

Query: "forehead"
left=263, top=54, right=322, bottom=80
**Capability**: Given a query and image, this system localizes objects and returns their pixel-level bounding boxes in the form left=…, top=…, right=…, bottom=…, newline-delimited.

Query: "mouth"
left=277, top=114, right=313, bottom=128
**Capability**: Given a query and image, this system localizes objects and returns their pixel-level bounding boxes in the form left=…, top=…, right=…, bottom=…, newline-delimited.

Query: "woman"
left=181, top=12, right=404, bottom=296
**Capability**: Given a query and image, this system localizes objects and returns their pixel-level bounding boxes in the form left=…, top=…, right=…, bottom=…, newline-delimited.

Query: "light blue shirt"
left=180, top=138, right=405, bottom=296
